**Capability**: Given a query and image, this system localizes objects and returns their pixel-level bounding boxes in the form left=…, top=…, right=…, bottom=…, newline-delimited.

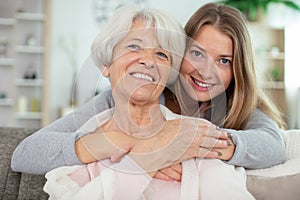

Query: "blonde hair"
left=184, top=3, right=285, bottom=129
left=91, top=4, right=186, bottom=85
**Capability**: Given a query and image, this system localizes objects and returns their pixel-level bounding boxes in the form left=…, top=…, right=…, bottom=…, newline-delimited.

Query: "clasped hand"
left=77, top=118, right=235, bottom=182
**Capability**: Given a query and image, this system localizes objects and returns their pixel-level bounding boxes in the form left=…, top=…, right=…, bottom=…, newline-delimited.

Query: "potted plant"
left=220, top=0, right=300, bottom=21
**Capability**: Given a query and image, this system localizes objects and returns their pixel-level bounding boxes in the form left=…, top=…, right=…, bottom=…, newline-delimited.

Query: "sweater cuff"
left=223, top=129, right=247, bottom=166
left=62, top=131, right=90, bottom=165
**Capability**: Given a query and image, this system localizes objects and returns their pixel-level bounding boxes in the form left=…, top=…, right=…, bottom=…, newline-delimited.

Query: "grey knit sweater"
left=11, top=90, right=286, bottom=175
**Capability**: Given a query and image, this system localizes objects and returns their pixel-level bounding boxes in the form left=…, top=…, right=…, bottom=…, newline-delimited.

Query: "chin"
left=184, top=89, right=209, bottom=102
left=130, top=91, right=155, bottom=103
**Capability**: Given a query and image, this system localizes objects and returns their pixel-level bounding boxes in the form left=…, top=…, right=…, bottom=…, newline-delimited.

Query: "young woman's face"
left=180, top=25, right=233, bottom=102
left=106, top=19, right=171, bottom=104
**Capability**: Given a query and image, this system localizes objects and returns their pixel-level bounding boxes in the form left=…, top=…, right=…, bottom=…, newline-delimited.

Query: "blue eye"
left=191, top=50, right=202, bottom=57
left=220, top=58, right=231, bottom=65
left=128, top=44, right=141, bottom=50
left=156, top=51, right=169, bottom=60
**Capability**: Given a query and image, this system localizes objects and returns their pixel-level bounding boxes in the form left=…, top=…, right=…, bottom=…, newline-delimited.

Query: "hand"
left=216, top=137, right=236, bottom=161
left=76, top=128, right=137, bottom=163
left=154, top=164, right=182, bottom=181
left=129, top=118, right=231, bottom=174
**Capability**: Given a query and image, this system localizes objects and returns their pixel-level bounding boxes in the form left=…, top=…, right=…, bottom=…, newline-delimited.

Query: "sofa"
left=0, top=127, right=48, bottom=200
left=0, top=127, right=300, bottom=200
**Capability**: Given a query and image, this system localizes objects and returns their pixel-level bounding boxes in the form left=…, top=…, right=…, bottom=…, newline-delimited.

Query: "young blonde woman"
left=12, top=2, right=285, bottom=183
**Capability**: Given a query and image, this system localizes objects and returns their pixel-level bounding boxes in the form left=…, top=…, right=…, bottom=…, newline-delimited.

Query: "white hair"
left=91, top=4, right=186, bottom=85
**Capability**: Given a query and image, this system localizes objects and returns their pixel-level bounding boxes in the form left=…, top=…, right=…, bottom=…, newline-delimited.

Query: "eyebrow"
left=127, top=38, right=143, bottom=42
left=190, top=43, right=206, bottom=52
left=127, top=37, right=165, bottom=50
left=189, top=43, right=208, bottom=57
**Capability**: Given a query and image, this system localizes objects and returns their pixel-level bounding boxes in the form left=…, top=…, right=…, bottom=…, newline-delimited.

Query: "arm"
left=225, top=108, right=286, bottom=169
left=11, top=90, right=115, bottom=174
left=79, top=116, right=229, bottom=174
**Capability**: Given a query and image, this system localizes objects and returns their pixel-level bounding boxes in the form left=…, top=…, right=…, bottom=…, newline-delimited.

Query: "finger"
left=195, top=137, right=230, bottom=149
left=160, top=168, right=181, bottom=181
left=203, top=150, right=223, bottom=159
left=110, top=144, right=132, bottom=162
left=171, top=164, right=182, bottom=174
left=153, top=171, right=174, bottom=181
left=153, top=171, right=172, bottom=181
left=203, top=127, right=228, bottom=139
left=191, top=147, right=221, bottom=158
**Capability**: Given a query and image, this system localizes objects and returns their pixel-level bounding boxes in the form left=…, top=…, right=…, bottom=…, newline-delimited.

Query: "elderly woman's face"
left=106, top=18, right=172, bottom=104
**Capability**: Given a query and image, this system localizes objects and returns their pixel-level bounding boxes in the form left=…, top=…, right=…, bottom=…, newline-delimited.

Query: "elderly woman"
left=43, top=5, right=254, bottom=200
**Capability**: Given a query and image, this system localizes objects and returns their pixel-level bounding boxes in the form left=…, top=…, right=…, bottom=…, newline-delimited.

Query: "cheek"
left=180, top=59, right=193, bottom=75
left=221, top=70, right=233, bottom=88
left=158, top=64, right=172, bottom=84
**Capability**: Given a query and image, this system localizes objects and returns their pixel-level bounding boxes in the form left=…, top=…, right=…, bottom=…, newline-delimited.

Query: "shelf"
left=16, top=112, right=42, bottom=120
left=264, top=81, right=285, bottom=89
left=0, top=0, right=49, bottom=128
left=16, top=12, right=45, bottom=21
left=16, top=45, right=44, bottom=54
left=0, top=18, right=15, bottom=26
left=0, top=58, right=14, bottom=66
left=15, top=79, right=43, bottom=87
left=256, top=51, right=285, bottom=60
left=0, top=98, right=14, bottom=106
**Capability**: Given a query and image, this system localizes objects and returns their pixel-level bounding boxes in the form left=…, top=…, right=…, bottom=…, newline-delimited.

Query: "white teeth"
left=194, top=80, right=212, bottom=88
left=131, top=73, right=154, bottom=82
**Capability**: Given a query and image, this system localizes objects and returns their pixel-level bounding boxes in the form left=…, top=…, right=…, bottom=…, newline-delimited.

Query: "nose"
left=138, top=49, right=155, bottom=68
left=196, top=57, right=216, bottom=80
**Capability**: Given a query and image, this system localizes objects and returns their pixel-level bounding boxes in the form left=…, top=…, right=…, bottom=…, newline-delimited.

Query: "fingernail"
left=228, top=133, right=233, bottom=138
left=217, top=152, right=222, bottom=156
left=227, top=141, right=232, bottom=146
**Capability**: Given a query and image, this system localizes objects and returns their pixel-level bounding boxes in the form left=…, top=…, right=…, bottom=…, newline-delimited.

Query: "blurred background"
left=0, top=0, right=300, bottom=129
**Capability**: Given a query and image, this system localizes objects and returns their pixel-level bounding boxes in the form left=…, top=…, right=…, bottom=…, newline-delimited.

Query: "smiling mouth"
left=131, top=72, right=155, bottom=82
left=192, top=77, right=213, bottom=88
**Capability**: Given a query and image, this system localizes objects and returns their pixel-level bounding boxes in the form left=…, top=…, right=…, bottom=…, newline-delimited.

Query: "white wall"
left=48, top=0, right=214, bottom=122
left=285, top=24, right=300, bottom=129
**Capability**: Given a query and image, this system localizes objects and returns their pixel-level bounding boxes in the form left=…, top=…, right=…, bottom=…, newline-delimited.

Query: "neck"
left=111, top=99, right=165, bottom=137
left=174, top=79, right=201, bottom=117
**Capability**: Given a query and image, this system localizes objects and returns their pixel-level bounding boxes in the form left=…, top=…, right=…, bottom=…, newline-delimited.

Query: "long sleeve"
left=225, top=109, right=286, bottom=169
left=11, top=90, right=115, bottom=175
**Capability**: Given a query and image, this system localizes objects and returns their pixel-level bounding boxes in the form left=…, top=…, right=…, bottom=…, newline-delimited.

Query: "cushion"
left=246, top=129, right=300, bottom=200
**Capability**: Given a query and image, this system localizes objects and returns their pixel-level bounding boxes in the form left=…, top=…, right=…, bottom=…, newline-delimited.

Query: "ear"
left=101, top=66, right=110, bottom=77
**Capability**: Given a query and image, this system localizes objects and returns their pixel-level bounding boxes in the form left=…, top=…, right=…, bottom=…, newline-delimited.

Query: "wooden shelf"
left=0, top=98, right=14, bottom=106
left=0, top=18, right=15, bottom=26
left=16, top=112, right=42, bottom=120
left=264, top=81, right=285, bottom=89
left=15, top=79, right=43, bottom=87
left=257, top=51, right=285, bottom=60
left=0, top=0, right=49, bottom=128
left=0, top=58, right=14, bottom=66
left=16, top=45, right=44, bottom=54
left=16, top=12, right=45, bottom=21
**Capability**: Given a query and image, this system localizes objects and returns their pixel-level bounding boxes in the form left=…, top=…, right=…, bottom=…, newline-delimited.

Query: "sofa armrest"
left=246, top=129, right=300, bottom=200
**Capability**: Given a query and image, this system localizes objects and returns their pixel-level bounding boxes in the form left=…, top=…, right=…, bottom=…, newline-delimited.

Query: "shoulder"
left=250, top=108, right=274, bottom=121
left=93, top=89, right=115, bottom=108
left=245, top=108, right=279, bottom=129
